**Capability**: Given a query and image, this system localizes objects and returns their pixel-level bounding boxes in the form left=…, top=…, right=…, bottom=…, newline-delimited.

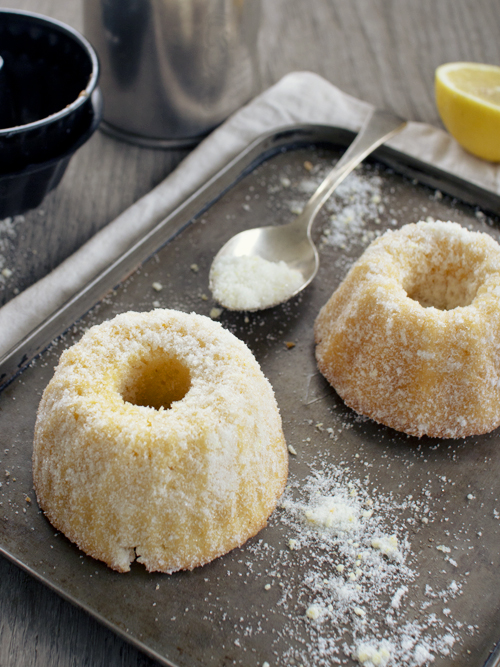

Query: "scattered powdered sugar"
left=0, top=215, right=24, bottom=284
left=282, top=167, right=384, bottom=255
left=267, top=160, right=385, bottom=262
left=243, top=461, right=470, bottom=666
left=301, top=493, right=362, bottom=534
left=209, top=254, right=303, bottom=311
left=355, top=640, right=392, bottom=666
left=391, top=585, right=409, bottom=609
left=320, top=169, right=385, bottom=252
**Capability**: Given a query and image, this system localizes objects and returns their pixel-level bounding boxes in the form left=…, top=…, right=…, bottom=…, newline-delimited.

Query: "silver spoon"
left=209, top=108, right=407, bottom=311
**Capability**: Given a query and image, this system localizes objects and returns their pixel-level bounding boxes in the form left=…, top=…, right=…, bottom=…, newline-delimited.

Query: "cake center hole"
left=121, top=356, right=191, bottom=410
left=404, top=258, right=479, bottom=310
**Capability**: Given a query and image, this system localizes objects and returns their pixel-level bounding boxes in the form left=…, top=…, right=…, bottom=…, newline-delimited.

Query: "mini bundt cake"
left=314, top=220, right=500, bottom=438
left=33, top=309, right=288, bottom=572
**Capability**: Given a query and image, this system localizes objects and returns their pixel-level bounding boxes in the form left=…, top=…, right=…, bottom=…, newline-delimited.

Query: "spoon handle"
left=299, top=108, right=407, bottom=229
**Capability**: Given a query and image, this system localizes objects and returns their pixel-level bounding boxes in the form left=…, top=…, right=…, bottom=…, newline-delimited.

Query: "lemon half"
left=435, top=62, right=500, bottom=162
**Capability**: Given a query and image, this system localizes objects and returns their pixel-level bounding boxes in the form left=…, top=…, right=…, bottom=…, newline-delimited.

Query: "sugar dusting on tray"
left=320, top=168, right=385, bottom=252
left=238, top=457, right=473, bottom=667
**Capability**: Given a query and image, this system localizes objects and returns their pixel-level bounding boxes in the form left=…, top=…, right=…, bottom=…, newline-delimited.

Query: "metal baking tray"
left=0, top=125, right=500, bottom=667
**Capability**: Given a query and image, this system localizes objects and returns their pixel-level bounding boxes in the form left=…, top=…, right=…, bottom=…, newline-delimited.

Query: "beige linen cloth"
left=1, top=70, right=500, bottom=358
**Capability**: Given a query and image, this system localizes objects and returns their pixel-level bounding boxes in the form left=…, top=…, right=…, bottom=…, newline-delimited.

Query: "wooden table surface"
left=1, top=1, right=500, bottom=665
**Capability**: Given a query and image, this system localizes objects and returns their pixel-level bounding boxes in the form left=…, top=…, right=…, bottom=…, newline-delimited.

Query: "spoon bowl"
left=209, top=109, right=407, bottom=311
left=215, top=218, right=318, bottom=285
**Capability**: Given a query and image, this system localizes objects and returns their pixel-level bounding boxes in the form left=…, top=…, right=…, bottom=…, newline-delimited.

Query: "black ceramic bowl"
left=0, top=89, right=102, bottom=219
left=0, top=10, right=101, bottom=216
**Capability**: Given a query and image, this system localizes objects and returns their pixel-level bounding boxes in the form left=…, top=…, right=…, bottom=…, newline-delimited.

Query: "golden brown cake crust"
left=33, top=309, right=288, bottom=572
left=315, top=221, right=500, bottom=439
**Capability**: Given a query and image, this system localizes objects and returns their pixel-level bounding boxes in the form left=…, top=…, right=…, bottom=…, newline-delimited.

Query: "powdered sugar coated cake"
left=33, top=309, right=288, bottom=572
left=314, top=220, right=500, bottom=438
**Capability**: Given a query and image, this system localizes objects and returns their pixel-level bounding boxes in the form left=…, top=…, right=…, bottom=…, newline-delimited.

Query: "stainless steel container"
left=83, top=0, right=261, bottom=147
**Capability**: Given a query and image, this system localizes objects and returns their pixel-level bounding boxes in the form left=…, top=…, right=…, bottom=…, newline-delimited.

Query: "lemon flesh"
left=435, top=62, right=500, bottom=162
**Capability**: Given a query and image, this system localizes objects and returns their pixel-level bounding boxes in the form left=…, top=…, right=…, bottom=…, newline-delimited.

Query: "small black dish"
left=0, top=9, right=101, bottom=216
left=0, top=88, right=102, bottom=219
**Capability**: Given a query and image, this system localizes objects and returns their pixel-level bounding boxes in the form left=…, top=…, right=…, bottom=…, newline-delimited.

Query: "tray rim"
left=1, top=122, right=500, bottom=667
